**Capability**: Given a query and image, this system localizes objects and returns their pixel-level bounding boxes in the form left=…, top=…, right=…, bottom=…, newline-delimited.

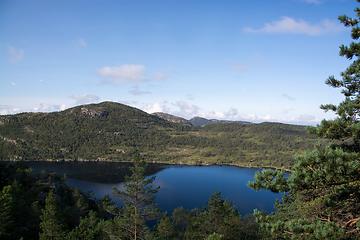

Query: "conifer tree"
left=39, top=189, right=64, bottom=240
left=248, top=2, right=360, bottom=239
left=100, top=153, right=161, bottom=240
left=186, top=191, right=242, bottom=240
left=0, top=185, right=13, bottom=239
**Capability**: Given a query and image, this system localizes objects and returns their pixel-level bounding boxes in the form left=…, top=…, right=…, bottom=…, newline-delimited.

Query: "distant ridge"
left=189, top=116, right=252, bottom=127
left=151, top=113, right=252, bottom=127
left=151, top=112, right=193, bottom=126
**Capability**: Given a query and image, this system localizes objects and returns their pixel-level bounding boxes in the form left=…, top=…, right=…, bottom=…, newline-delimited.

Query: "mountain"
left=190, top=116, right=252, bottom=127
left=0, top=101, right=322, bottom=168
left=151, top=112, right=193, bottom=126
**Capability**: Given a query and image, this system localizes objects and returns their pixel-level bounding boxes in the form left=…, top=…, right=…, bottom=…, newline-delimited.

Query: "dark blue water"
left=23, top=162, right=284, bottom=216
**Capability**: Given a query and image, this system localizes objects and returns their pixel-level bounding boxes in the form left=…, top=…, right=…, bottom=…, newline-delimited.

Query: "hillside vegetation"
left=0, top=101, right=321, bottom=168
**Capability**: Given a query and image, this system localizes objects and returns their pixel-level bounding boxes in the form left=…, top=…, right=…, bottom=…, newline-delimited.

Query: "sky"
left=1, top=0, right=358, bottom=125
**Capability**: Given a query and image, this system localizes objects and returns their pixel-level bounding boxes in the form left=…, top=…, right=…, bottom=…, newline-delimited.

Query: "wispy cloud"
left=282, top=94, right=296, bottom=101
left=244, top=17, right=344, bottom=36
left=75, top=38, right=87, bottom=48
left=227, top=62, right=252, bottom=71
left=71, top=93, right=100, bottom=104
left=129, top=86, right=151, bottom=96
left=96, top=64, right=147, bottom=84
left=8, top=45, right=24, bottom=63
left=152, top=67, right=178, bottom=80
left=226, top=53, right=267, bottom=72
left=300, top=0, right=324, bottom=4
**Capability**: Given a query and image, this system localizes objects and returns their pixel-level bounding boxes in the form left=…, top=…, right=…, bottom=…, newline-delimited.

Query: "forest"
left=0, top=158, right=263, bottom=240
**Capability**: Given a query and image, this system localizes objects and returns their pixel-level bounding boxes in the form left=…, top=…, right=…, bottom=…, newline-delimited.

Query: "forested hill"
left=189, top=116, right=252, bottom=127
left=0, top=101, right=321, bottom=168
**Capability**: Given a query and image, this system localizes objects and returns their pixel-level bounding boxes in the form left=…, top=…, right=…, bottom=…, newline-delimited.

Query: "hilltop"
left=151, top=112, right=193, bottom=126
left=189, top=116, right=252, bottom=127
left=0, top=101, right=322, bottom=168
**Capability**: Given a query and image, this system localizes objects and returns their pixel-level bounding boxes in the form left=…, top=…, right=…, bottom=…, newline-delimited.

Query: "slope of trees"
left=1, top=159, right=263, bottom=240
left=248, top=2, right=360, bottom=239
left=0, top=102, right=320, bottom=168
left=99, top=154, right=161, bottom=239
left=0, top=161, right=106, bottom=239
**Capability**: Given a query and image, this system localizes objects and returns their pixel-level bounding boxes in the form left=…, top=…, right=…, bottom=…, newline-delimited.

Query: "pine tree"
left=0, top=185, right=13, bottom=239
left=185, top=191, right=243, bottom=240
left=248, top=2, right=360, bottom=239
left=39, top=189, right=64, bottom=240
left=100, top=153, right=161, bottom=240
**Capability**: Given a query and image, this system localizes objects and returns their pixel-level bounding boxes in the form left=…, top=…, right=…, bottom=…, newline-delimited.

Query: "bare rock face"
left=80, top=107, right=108, bottom=117
left=152, top=112, right=193, bottom=126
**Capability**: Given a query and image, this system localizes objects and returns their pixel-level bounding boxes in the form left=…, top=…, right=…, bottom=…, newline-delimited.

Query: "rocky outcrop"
left=80, top=107, right=108, bottom=118
left=152, top=112, right=193, bottom=126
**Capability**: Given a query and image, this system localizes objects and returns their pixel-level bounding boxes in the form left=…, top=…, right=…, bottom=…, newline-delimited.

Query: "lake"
left=22, top=161, right=284, bottom=217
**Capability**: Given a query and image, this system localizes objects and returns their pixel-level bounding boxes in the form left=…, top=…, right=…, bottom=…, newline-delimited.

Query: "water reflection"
left=20, top=161, right=284, bottom=216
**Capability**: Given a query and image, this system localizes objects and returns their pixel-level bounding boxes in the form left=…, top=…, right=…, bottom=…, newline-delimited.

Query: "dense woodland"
left=0, top=101, right=319, bottom=169
left=0, top=159, right=263, bottom=240
left=1, top=1, right=360, bottom=239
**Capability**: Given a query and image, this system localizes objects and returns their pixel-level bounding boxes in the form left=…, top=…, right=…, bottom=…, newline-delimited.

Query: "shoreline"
left=2, top=159, right=293, bottom=173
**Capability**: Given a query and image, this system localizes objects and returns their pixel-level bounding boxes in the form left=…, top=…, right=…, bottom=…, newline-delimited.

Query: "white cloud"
left=142, top=101, right=199, bottom=118
left=140, top=100, right=321, bottom=125
left=8, top=46, right=24, bottom=63
left=96, top=64, right=147, bottom=84
left=71, top=93, right=100, bottom=104
left=119, top=100, right=139, bottom=106
left=200, top=108, right=239, bottom=120
left=244, top=17, right=344, bottom=36
left=143, top=102, right=168, bottom=113
left=175, top=101, right=199, bottom=116
left=0, top=106, right=21, bottom=115
left=53, top=104, right=69, bottom=111
left=37, top=103, right=51, bottom=112
left=298, top=114, right=315, bottom=121
left=236, top=113, right=320, bottom=125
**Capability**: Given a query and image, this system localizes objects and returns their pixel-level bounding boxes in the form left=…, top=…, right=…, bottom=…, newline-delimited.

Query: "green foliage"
left=100, top=153, right=161, bottom=240
left=0, top=101, right=319, bottom=168
left=0, top=185, right=13, bottom=239
left=248, top=3, right=360, bottom=238
left=64, top=211, right=104, bottom=240
left=0, top=161, right=104, bottom=239
left=185, top=191, right=242, bottom=240
left=155, top=192, right=262, bottom=240
left=39, top=189, right=64, bottom=240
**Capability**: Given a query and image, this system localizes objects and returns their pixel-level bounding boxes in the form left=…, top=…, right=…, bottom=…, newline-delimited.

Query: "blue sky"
left=1, top=0, right=358, bottom=125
